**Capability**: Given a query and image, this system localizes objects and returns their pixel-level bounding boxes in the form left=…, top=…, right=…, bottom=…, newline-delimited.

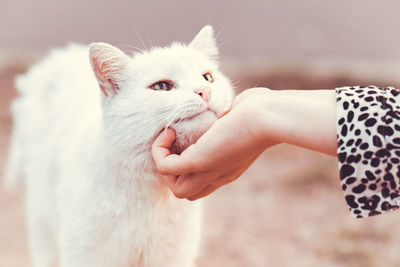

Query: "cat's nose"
left=194, top=88, right=210, bottom=102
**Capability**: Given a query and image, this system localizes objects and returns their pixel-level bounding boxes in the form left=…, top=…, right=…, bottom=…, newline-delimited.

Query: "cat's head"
left=89, top=26, right=234, bottom=155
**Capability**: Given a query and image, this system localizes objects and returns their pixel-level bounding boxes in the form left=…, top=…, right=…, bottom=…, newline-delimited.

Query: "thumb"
left=152, top=128, right=176, bottom=173
left=152, top=128, right=202, bottom=175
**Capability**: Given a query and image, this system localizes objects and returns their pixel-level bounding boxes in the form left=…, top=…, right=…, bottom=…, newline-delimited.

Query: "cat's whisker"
left=216, top=24, right=230, bottom=41
left=119, top=102, right=196, bottom=138
left=146, top=33, right=155, bottom=50
left=217, top=41, right=230, bottom=49
left=117, top=44, right=143, bottom=54
left=251, top=77, right=264, bottom=89
left=164, top=106, right=196, bottom=129
left=137, top=32, right=148, bottom=51
left=129, top=20, right=149, bottom=50
left=207, top=10, right=216, bottom=26
left=230, top=80, right=240, bottom=88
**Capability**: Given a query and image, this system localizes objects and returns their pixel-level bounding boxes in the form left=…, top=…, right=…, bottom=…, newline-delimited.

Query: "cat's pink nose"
left=195, top=88, right=210, bottom=102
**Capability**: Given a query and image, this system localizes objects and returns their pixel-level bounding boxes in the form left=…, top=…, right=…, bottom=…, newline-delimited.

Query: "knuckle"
left=172, top=189, right=187, bottom=199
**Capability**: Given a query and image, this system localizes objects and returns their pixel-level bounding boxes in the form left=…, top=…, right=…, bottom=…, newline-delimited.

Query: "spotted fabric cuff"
left=336, top=86, right=400, bottom=218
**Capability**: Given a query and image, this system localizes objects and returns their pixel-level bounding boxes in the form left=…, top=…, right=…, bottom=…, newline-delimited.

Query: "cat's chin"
left=170, top=110, right=217, bottom=154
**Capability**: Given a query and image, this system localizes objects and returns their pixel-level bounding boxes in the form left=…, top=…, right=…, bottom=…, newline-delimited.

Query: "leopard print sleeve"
left=336, top=85, right=400, bottom=218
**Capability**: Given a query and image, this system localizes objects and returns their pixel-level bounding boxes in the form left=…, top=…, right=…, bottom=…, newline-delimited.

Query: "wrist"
left=235, top=88, right=283, bottom=148
left=255, top=89, right=337, bottom=155
left=253, top=89, right=288, bottom=146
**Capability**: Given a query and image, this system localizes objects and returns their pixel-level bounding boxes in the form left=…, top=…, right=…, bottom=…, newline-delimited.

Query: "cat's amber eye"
left=149, top=81, right=174, bottom=91
left=203, top=72, right=214, bottom=83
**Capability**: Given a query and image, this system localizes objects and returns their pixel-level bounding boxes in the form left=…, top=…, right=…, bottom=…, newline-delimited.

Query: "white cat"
left=4, top=26, right=234, bottom=267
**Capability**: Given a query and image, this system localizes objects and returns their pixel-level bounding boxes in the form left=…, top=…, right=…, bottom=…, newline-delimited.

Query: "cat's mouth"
left=169, top=108, right=218, bottom=154
left=176, top=108, right=217, bottom=123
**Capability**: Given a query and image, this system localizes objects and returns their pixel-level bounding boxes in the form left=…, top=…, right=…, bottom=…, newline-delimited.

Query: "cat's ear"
left=189, top=25, right=218, bottom=59
left=89, top=43, right=130, bottom=97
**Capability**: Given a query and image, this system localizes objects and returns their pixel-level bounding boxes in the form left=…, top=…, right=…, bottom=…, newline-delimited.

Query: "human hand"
left=152, top=88, right=275, bottom=200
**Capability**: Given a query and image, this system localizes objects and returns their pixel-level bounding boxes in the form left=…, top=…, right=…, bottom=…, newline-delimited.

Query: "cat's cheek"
left=208, top=87, right=234, bottom=117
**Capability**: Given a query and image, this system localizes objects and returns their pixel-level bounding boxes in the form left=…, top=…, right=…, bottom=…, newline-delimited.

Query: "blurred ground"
left=1, top=63, right=400, bottom=267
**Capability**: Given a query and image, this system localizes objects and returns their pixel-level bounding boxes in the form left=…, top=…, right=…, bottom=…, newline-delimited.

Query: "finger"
left=159, top=174, right=179, bottom=189
left=152, top=128, right=202, bottom=175
left=170, top=171, right=215, bottom=199
left=214, top=160, right=255, bottom=186
left=211, top=169, right=246, bottom=189
left=187, top=184, right=219, bottom=201
left=152, top=128, right=176, bottom=162
left=186, top=167, right=248, bottom=201
left=154, top=142, right=205, bottom=175
left=173, top=156, right=257, bottom=199
left=152, top=128, right=184, bottom=175
left=185, top=156, right=260, bottom=199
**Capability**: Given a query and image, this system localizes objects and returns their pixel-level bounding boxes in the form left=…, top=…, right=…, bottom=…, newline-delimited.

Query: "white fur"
left=3, top=25, right=234, bottom=267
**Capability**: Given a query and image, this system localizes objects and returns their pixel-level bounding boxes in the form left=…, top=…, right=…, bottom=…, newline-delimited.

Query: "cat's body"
left=4, top=26, right=234, bottom=267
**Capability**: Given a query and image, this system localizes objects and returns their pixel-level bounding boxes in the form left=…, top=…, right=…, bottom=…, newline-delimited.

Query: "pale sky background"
left=1, top=0, right=400, bottom=64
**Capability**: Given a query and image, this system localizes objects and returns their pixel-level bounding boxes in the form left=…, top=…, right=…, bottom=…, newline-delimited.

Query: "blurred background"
left=2, top=0, right=400, bottom=266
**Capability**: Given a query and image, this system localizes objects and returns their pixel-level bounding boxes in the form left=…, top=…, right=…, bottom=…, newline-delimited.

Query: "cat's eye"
left=203, top=72, right=214, bottom=83
left=149, top=80, right=175, bottom=91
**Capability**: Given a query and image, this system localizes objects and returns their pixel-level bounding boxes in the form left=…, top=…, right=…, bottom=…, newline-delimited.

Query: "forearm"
left=259, top=89, right=337, bottom=156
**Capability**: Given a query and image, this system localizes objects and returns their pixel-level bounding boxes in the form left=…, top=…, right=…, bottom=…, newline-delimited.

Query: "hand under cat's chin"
left=170, top=109, right=218, bottom=154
